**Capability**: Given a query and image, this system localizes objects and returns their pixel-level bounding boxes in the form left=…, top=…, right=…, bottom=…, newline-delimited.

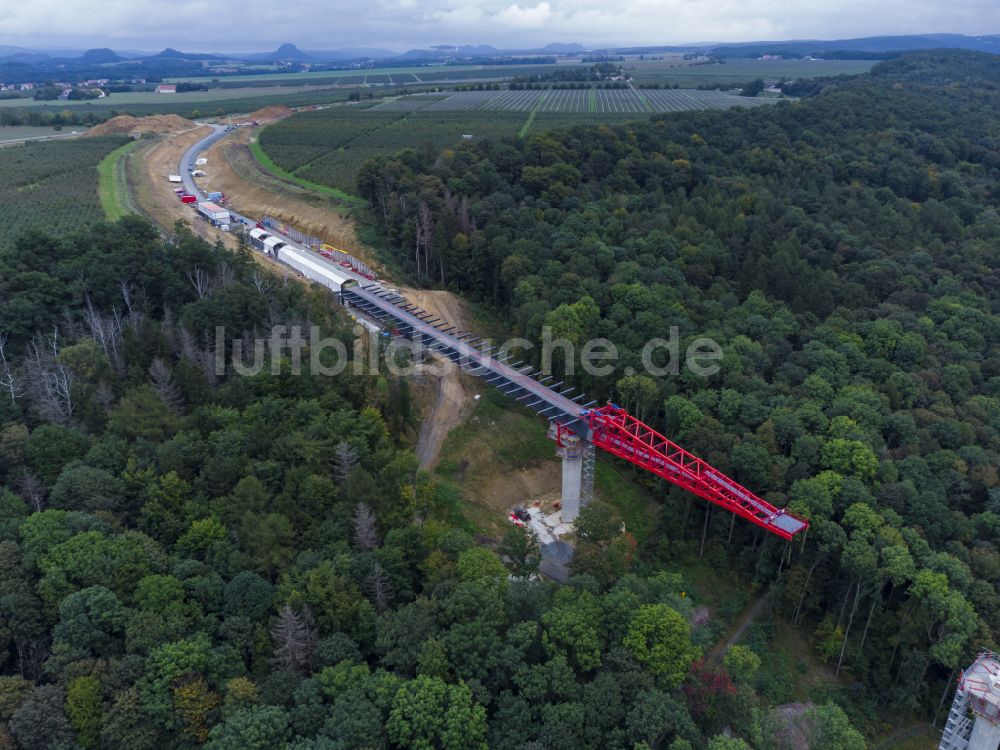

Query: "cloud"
left=494, top=2, right=553, bottom=27
left=0, top=0, right=997, bottom=52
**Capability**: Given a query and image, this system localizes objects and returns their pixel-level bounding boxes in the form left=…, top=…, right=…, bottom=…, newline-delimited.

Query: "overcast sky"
left=0, top=0, right=997, bottom=53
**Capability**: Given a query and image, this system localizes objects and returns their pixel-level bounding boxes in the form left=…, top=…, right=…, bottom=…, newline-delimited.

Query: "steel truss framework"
left=341, top=288, right=807, bottom=541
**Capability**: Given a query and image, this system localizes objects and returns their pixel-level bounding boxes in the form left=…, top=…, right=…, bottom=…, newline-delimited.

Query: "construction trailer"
left=941, top=653, right=1000, bottom=750
left=278, top=244, right=354, bottom=292
left=262, top=236, right=286, bottom=258
left=197, top=201, right=230, bottom=225
left=248, top=228, right=270, bottom=252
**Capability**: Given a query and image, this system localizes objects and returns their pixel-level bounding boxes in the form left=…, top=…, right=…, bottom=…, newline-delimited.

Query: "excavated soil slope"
left=86, top=114, right=194, bottom=137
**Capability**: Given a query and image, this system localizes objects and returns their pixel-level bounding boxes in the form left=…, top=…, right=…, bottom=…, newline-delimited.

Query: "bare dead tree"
left=83, top=297, right=125, bottom=372
left=352, top=502, right=379, bottom=552
left=187, top=269, right=213, bottom=299
left=18, top=473, right=46, bottom=513
left=149, top=357, right=183, bottom=413
left=120, top=279, right=135, bottom=318
left=176, top=326, right=199, bottom=364
left=119, top=279, right=144, bottom=332
left=252, top=269, right=275, bottom=297
left=418, top=202, right=434, bottom=280
left=217, top=261, right=236, bottom=289
left=414, top=215, right=424, bottom=282
left=332, top=442, right=359, bottom=485
left=271, top=604, right=317, bottom=674
left=364, top=561, right=394, bottom=613
left=26, top=329, right=75, bottom=424
left=0, top=331, right=24, bottom=406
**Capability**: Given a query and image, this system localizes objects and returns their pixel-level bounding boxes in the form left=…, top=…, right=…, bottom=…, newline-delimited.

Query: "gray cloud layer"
left=0, top=0, right=997, bottom=52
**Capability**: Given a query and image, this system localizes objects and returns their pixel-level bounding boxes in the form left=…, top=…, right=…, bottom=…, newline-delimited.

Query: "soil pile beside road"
left=86, top=115, right=194, bottom=137
left=231, top=105, right=294, bottom=124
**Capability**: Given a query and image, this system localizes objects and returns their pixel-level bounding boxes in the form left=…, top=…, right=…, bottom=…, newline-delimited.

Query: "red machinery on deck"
left=554, top=403, right=808, bottom=541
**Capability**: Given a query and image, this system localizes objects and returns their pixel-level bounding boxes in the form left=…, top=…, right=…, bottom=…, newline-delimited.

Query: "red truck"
left=180, top=195, right=197, bottom=204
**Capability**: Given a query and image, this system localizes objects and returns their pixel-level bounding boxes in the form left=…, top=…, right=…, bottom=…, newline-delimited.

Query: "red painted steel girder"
left=578, top=404, right=808, bottom=540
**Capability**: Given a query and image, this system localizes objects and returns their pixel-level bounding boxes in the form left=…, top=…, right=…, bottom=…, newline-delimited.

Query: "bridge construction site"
left=181, top=124, right=810, bottom=544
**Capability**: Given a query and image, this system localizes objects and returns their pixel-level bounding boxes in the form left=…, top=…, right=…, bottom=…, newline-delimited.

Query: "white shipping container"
left=168, top=174, right=182, bottom=183
left=262, top=237, right=285, bottom=257
left=279, top=246, right=352, bottom=292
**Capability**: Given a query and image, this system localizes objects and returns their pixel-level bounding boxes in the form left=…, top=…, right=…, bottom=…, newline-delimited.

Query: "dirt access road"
left=405, top=288, right=480, bottom=470
left=706, top=589, right=770, bottom=662
left=199, top=127, right=366, bottom=258
left=133, top=124, right=215, bottom=238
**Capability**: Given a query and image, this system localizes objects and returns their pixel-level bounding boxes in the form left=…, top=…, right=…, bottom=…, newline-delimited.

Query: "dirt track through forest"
left=405, top=288, right=478, bottom=469
left=707, top=588, right=769, bottom=662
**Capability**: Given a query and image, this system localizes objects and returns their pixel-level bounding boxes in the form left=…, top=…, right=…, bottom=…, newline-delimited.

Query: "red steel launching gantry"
left=553, top=403, right=809, bottom=540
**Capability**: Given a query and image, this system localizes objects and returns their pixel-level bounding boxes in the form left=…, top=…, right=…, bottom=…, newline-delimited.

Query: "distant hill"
left=0, top=50, right=50, bottom=64
left=152, top=47, right=186, bottom=58
left=707, top=33, right=1000, bottom=58
left=250, top=43, right=314, bottom=62
left=148, top=47, right=226, bottom=61
left=79, top=48, right=122, bottom=63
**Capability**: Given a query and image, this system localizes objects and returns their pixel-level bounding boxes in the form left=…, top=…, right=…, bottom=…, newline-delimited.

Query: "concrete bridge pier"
left=555, top=432, right=593, bottom=524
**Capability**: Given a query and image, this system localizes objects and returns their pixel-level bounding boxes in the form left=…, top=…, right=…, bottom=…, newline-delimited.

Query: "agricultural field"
left=257, top=83, right=788, bottom=197
left=626, top=56, right=875, bottom=85
left=2, top=85, right=345, bottom=108
left=257, top=107, right=534, bottom=195
left=258, top=107, right=404, bottom=172
left=373, top=87, right=783, bottom=113
left=0, top=86, right=385, bottom=124
left=167, top=62, right=594, bottom=86
left=538, top=89, right=590, bottom=113
left=417, top=90, right=543, bottom=112
left=296, top=111, right=527, bottom=193
left=0, top=135, right=128, bottom=249
left=368, top=95, right=446, bottom=111
left=0, top=126, right=90, bottom=143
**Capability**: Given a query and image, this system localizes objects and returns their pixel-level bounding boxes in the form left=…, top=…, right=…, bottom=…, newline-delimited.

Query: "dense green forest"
left=0, top=218, right=871, bottom=749
left=357, top=47, right=1000, bottom=730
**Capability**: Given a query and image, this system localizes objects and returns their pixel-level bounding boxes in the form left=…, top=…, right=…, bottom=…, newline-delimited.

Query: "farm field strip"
left=539, top=90, right=589, bottom=113
left=369, top=97, right=440, bottom=111
left=380, top=87, right=781, bottom=114
left=0, top=135, right=128, bottom=249
left=643, top=88, right=780, bottom=111
left=0, top=85, right=344, bottom=108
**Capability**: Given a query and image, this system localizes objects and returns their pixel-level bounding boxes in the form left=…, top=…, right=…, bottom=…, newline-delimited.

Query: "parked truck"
left=207, top=191, right=223, bottom=202
left=197, top=201, right=231, bottom=225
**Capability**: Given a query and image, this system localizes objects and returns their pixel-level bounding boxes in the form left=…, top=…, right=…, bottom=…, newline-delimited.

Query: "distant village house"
left=155, top=84, right=177, bottom=94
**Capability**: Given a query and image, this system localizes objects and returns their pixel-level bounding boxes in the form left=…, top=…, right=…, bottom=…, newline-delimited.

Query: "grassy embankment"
left=248, top=138, right=364, bottom=206
left=97, top=139, right=143, bottom=220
